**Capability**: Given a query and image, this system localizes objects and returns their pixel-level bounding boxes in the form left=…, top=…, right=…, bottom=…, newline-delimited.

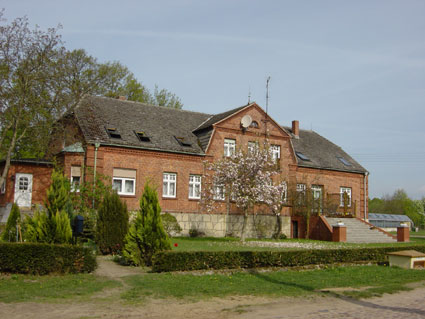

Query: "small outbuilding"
left=368, top=213, right=414, bottom=232
left=387, top=250, right=425, bottom=269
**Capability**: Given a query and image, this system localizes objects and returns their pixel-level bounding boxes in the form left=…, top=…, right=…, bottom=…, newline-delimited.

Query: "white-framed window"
left=224, top=139, right=236, bottom=157
left=70, top=166, right=81, bottom=192
left=340, top=187, right=352, bottom=207
left=1, top=180, right=5, bottom=194
left=189, top=175, right=201, bottom=199
left=112, top=168, right=136, bottom=195
left=163, top=173, right=177, bottom=198
left=270, top=144, right=281, bottom=161
left=248, top=141, right=258, bottom=154
left=281, top=182, right=288, bottom=203
left=311, top=185, right=323, bottom=211
left=213, top=184, right=225, bottom=200
left=296, top=183, right=306, bottom=204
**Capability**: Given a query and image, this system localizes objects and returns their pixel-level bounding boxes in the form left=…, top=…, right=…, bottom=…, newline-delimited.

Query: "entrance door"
left=292, top=220, right=299, bottom=239
left=14, top=173, right=33, bottom=207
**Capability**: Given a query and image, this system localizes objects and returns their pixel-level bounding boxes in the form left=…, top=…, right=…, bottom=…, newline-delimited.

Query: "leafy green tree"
left=96, top=191, right=129, bottom=255
left=0, top=12, right=184, bottom=183
left=1, top=203, right=21, bottom=242
left=123, top=183, right=170, bottom=266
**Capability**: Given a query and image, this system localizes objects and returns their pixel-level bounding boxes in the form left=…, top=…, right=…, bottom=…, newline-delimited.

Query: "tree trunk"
left=274, top=214, right=282, bottom=238
left=240, top=212, right=248, bottom=241
left=0, top=120, right=20, bottom=191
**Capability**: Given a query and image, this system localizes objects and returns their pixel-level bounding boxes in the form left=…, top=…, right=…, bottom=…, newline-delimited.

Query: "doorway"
left=292, top=220, right=299, bottom=239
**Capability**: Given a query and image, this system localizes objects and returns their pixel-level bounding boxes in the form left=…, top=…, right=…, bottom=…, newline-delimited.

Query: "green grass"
left=0, top=273, right=121, bottom=303
left=169, top=236, right=425, bottom=252
left=120, top=265, right=425, bottom=302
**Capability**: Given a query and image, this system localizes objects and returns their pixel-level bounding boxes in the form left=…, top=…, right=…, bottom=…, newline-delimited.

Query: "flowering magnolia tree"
left=201, top=144, right=287, bottom=240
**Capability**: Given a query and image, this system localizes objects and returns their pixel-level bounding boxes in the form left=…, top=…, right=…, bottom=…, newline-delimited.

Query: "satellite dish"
left=241, top=115, right=252, bottom=128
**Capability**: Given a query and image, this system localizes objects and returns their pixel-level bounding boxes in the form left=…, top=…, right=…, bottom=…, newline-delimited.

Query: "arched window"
left=250, top=121, right=259, bottom=128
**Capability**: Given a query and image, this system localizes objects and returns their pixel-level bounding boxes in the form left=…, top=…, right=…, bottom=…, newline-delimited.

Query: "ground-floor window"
left=340, top=187, right=352, bottom=207
left=70, top=166, right=81, bottom=192
left=163, top=172, right=177, bottom=198
left=189, top=175, right=201, bottom=199
left=112, top=168, right=136, bottom=195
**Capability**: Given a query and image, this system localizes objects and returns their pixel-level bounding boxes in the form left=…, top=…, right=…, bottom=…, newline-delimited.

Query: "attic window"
left=296, top=152, right=310, bottom=161
left=337, top=156, right=352, bottom=166
left=250, top=121, right=259, bottom=128
left=174, top=136, right=192, bottom=147
left=106, top=127, right=121, bottom=139
left=135, top=131, right=151, bottom=142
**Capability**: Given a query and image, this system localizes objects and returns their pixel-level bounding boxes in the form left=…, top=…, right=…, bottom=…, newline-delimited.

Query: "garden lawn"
left=0, top=273, right=120, bottom=303
left=121, top=265, right=425, bottom=301
left=170, top=237, right=425, bottom=252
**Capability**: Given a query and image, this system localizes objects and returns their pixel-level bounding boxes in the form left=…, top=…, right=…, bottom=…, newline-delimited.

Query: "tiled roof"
left=283, top=126, right=367, bottom=174
left=72, top=95, right=366, bottom=173
left=74, top=96, right=211, bottom=155
left=193, top=104, right=250, bottom=132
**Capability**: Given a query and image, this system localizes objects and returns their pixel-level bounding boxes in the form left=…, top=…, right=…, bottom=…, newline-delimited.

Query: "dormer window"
left=337, top=156, right=352, bottom=166
left=135, top=131, right=151, bottom=142
left=175, top=136, right=192, bottom=147
left=106, top=127, right=121, bottom=139
left=296, top=152, right=310, bottom=161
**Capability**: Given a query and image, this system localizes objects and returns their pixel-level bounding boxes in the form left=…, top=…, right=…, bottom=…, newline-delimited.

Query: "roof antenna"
left=266, top=76, right=271, bottom=116
left=248, top=86, right=251, bottom=104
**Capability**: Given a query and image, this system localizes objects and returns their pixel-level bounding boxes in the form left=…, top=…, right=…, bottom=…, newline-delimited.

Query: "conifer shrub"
left=25, top=210, right=73, bottom=244
left=161, top=212, right=182, bottom=237
left=1, top=204, right=21, bottom=242
left=123, top=183, right=171, bottom=266
left=45, top=169, right=74, bottom=219
left=96, top=191, right=129, bottom=254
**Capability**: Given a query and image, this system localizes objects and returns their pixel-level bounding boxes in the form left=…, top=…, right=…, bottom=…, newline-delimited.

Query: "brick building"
left=0, top=95, right=369, bottom=238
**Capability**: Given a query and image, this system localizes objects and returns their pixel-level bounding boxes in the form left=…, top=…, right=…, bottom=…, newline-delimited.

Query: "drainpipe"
left=92, top=142, right=100, bottom=209
left=363, top=172, right=369, bottom=221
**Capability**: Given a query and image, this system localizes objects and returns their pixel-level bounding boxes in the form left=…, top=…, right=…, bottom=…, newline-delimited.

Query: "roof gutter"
left=87, top=141, right=206, bottom=157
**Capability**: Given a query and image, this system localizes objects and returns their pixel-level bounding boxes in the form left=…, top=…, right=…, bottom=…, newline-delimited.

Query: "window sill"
left=118, top=194, right=136, bottom=198
left=188, top=198, right=200, bottom=201
left=163, top=197, right=177, bottom=200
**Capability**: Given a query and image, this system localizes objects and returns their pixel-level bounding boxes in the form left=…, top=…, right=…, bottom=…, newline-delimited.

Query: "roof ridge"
left=87, top=95, right=212, bottom=116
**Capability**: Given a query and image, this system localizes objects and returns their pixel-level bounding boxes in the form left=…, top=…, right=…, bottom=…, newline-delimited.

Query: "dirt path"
left=1, top=257, right=425, bottom=319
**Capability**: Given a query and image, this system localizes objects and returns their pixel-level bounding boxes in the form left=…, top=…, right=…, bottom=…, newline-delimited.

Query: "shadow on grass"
left=248, top=270, right=315, bottom=292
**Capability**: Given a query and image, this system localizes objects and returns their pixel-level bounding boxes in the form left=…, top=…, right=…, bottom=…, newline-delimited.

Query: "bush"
left=96, top=191, right=129, bottom=254
left=161, top=213, right=182, bottom=237
left=45, top=169, right=73, bottom=219
left=123, top=183, right=170, bottom=266
left=0, top=242, right=97, bottom=274
left=189, top=227, right=204, bottom=238
left=24, top=210, right=72, bottom=244
left=1, top=204, right=21, bottom=242
left=152, top=245, right=425, bottom=272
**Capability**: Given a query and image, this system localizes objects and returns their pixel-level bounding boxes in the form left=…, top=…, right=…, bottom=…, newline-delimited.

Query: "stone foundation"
left=169, top=212, right=291, bottom=238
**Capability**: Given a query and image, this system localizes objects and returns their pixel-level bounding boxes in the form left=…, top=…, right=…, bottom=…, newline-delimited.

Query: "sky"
left=1, top=0, right=425, bottom=199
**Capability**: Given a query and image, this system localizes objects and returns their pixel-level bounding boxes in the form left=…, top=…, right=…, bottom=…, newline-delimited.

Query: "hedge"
left=152, top=245, right=425, bottom=272
left=0, top=242, right=97, bottom=275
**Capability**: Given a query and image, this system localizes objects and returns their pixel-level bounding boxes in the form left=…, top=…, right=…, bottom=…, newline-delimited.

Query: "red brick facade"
left=1, top=102, right=369, bottom=239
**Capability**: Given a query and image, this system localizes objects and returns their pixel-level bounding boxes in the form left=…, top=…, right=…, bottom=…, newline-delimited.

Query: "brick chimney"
left=292, top=120, right=299, bottom=138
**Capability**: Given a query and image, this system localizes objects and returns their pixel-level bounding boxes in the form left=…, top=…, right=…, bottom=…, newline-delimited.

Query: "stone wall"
left=170, top=212, right=291, bottom=238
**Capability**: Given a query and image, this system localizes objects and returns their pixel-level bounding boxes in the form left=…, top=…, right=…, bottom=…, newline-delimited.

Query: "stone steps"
left=325, top=217, right=396, bottom=243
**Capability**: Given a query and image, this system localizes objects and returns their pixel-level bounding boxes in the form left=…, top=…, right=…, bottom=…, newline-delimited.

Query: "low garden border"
left=0, top=242, right=97, bottom=275
left=152, top=245, right=425, bottom=272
